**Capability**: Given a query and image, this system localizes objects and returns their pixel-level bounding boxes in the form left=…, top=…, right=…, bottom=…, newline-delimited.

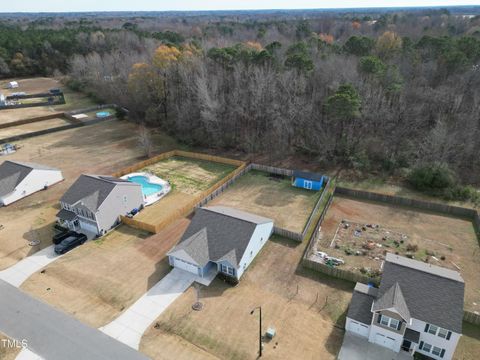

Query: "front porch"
left=339, top=332, right=413, bottom=360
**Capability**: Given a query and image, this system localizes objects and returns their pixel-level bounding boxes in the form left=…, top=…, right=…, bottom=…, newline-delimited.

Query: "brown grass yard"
left=0, top=117, right=70, bottom=139
left=316, top=196, right=480, bottom=313
left=21, top=219, right=189, bottom=328
left=0, top=120, right=179, bottom=270
left=208, top=170, right=322, bottom=233
left=0, top=77, right=96, bottom=124
left=133, top=156, right=236, bottom=226
left=455, top=323, right=480, bottom=360
left=140, top=236, right=353, bottom=360
left=0, top=332, right=21, bottom=360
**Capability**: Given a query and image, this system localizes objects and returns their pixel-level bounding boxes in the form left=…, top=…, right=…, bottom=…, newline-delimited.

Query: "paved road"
left=0, top=279, right=148, bottom=360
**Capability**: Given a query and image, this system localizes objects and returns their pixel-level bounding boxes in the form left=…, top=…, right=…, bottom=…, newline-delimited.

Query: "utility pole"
left=250, top=306, right=262, bottom=357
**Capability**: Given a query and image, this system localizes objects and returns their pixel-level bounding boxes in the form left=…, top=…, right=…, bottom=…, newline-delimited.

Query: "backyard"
left=0, top=77, right=97, bottom=124
left=208, top=170, right=322, bottom=233
left=0, top=119, right=178, bottom=270
left=140, top=236, right=354, bottom=360
left=312, top=195, right=480, bottom=313
left=132, top=156, right=237, bottom=226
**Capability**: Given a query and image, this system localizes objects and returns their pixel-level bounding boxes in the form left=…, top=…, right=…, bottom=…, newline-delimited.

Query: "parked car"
left=54, top=233, right=87, bottom=254
left=52, top=230, right=76, bottom=245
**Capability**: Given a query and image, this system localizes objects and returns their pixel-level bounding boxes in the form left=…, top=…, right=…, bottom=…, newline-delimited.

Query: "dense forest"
left=1, top=9, right=480, bottom=201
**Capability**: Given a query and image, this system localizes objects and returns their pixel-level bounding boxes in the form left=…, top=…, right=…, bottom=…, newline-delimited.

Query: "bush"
left=408, top=162, right=456, bottom=192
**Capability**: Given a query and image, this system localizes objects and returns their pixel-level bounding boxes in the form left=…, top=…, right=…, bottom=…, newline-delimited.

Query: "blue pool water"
left=128, top=176, right=163, bottom=196
left=96, top=111, right=111, bottom=118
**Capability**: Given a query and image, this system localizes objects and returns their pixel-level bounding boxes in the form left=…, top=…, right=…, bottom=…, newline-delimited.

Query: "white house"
left=343, top=253, right=464, bottom=360
left=57, top=174, right=143, bottom=237
left=168, top=206, right=274, bottom=281
left=0, top=161, right=63, bottom=206
left=7, top=81, right=19, bottom=89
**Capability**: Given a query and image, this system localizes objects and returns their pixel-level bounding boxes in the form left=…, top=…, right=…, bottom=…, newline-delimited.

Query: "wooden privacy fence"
left=120, top=151, right=247, bottom=233
left=463, top=311, right=480, bottom=326
left=250, top=163, right=293, bottom=176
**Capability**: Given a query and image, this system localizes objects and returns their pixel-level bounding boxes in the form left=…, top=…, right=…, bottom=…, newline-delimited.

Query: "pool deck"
left=120, top=172, right=171, bottom=206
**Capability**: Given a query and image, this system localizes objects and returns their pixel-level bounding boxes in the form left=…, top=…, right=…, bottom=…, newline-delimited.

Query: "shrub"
left=406, top=243, right=418, bottom=252
left=408, top=162, right=456, bottom=192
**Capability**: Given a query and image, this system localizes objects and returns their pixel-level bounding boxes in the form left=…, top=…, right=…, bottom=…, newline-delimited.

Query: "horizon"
left=1, top=1, right=479, bottom=14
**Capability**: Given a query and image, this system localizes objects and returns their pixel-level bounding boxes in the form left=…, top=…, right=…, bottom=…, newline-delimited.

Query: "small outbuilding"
left=292, top=170, right=325, bottom=191
left=7, top=81, right=19, bottom=89
left=0, top=161, right=63, bottom=206
left=0, top=93, right=5, bottom=106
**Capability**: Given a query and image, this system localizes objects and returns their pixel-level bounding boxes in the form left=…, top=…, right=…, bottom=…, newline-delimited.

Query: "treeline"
left=2, top=10, right=480, bottom=199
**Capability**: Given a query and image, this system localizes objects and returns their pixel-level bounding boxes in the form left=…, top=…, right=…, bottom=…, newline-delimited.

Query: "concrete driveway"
left=338, top=332, right=413, bottom=360
left=0, top=245, right=61, bottom=287
left=100, top=268, right=197, bottom=349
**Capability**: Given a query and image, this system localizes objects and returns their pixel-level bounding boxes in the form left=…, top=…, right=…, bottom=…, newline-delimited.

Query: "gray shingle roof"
left=293, top=170, right=324, bottom=182
left=60, top=174, right=140, bottom=213
left=379, top=254, right=464, bottom=333
left=168, top=207, right=273, bottom=267
left=56, top=209, right=78, bottom=221
left=7, top=161, right=60, bottom=171
left=372, top=282, right=411, bottom=321
left=0, top=161, right=33, bottom=197
left=404, top=328, right=420, bottom=343
left=347, top=283, right=377, bottom=324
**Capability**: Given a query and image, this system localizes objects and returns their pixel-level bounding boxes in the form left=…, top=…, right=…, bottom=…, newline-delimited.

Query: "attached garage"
left=374, top=333, right=396, bottom=351
left=172, top=258, right=200, bottom=276
left=347, top=319, right=369, bottom=338
left=80, top=220, right=99, bottom=235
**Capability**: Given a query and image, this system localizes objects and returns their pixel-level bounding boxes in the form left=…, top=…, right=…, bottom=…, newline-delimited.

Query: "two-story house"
left=56, top=174, right=143, bottom=237
left=344, top=253, right=464, bottom=360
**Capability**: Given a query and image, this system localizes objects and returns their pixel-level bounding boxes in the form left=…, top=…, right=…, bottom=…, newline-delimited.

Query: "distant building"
left=0, top=93, right=5, bottom=106
left=7, top=81, right=19, bottom=89
left=0, top=161, right=63, bottom=206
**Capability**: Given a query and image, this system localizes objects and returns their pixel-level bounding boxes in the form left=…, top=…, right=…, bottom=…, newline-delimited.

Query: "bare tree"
left=137, top=125, right=153, bottom=158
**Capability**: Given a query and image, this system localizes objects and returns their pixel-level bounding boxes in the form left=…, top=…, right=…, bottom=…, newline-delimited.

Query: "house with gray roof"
left=167, top=206, right=274, bottom=281
left=0, top=160, right=63, bottom=206
left=57, top=174, right=143, bottom=237
left=343, top=253, right=464, bottom=360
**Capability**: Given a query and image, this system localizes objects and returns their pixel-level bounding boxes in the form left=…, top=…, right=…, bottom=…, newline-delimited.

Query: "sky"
left=1, top=1, right=479, bottom=13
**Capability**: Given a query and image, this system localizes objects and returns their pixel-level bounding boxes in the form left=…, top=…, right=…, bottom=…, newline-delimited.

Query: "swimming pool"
left=96, top=111, right=111, bottom=118
left=128, top=175, right=163, bottom=196
left=120, top=172, right=171, bottom=206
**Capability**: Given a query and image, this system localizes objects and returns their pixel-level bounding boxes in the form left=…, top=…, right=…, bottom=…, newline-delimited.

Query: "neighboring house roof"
left=372, top=282, right=411, bottom=321
left=60, top=174, right=140, bottom=213
left=168, top=206, right=273, bottom=268
left=378, top=253, right=464, bottom=333
left=347, top=283, right=378, bottom=325
left=0, top=160, right=60, bottom=198
left=292, top=170, right=324, bottom=182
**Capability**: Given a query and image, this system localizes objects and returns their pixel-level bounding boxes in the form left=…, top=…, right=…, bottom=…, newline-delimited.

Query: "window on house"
left=423, top=343, right=432, bottom=353
left=389, top=318, right=400, bottom=330
left=428, top=325, right=438, bottom=335
left=380, top=316, right=390, bottom=326
left=250, top=251, right=253, bottom=257
left=438, top=328, right=448, bottom=338
left=432, top=347, right=442, bottom=356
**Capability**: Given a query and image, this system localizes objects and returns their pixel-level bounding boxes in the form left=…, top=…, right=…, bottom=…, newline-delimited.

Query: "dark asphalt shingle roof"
left=56, top=209, right=78, bottom=221
left=293, top=170, right=324, bottom=182
left=60, top=174, right=140, bottom=213
left=379, top=254, right=464, bottom=333
left=0, top=160, right=60, bottom=198
left=372, top=282, right=411, bottom=321
left=347, top=283, right=377, bottom=325
left=404, top=328, right=420, bottom=343
left=168, top=206, right=273, bottom=267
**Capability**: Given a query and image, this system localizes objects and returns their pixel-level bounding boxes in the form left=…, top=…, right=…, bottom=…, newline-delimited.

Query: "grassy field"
left=0, top=117, right=70, bottom=139
left=133, top=157, right=236, bottom=225
left=0, top=120, right=179, bottom=270
left=316, top=196, right=480, bottom=313
left=21, top=219, right=189, bottom=328
left=455, top=323, right=480, bottom=360
left=0, top=333, right=21, bottom=360
left=0, top=77, right=97, bottom=124
left=208, top=170, right=322, bottom=233
left=140, top=236, right=354, bottom=360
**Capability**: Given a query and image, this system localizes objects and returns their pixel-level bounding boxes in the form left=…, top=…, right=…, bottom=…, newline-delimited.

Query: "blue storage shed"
left=292, top=170, right=325, bottom=191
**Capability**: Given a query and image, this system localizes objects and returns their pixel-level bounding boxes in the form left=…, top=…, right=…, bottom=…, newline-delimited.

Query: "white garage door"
left=80, top=220, right=98, bottom=234
left=174, top=258, right=199, bottom=275
left=374, top=333, right=396, bottom=351
left=348, top=320, right=369, bottom=338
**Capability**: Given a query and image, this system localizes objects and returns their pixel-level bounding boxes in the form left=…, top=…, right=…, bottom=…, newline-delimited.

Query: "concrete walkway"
left=338, top=332, right=413, bottom=360
left=100, top=268, right=217, bottom=349
left=0, top=245, right=61, bottom=287
left=0, top=279, right=147, bottom=360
